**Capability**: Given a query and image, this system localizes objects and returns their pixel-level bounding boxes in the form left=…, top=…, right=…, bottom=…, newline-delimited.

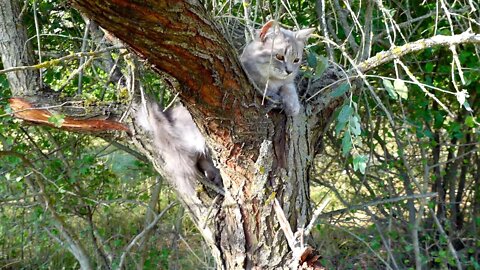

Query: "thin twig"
left=317, top=192, right=438, bottom=219
left=396, top=59, right=454, bottom=117
left=77, top=17, right=91, bottom=94
left=117, top=202, right=176, bottom=269
left=33, top=0, right=43, bottom=88
left=429, top=208, right=463, bottom=270
left=0, top=45, right=123, bottom=75
left=304, top=196, right=331, bottom=236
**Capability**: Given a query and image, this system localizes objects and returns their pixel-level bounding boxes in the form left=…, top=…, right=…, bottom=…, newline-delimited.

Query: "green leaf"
left=382, top=79, right=398, bottom=100
left=306, top=52, right=317, bottom=68
left=338, top=105, right=353, bottom=123
left=393, top=79, right=408, bottom=99
left=48, top=113, right=65, bottom=128
left=335, top=118, right=347, bottom=134
left=314, top=55, right=328, bottom=79
left=350, top=115, right=361, bottom=136
left=330, top=83, right=350, bottom=98
left=370, top=239, right=381, bottom=250
left=353, top=154, right=368, bottom=174
left=388, top=230, right=399, bottom=240
left=4, top=104, right=13, bottom=115
left=433, top=111, right=445, bottom=129
left=342, top=132, right=352, bottom=156
left=425, top=62, right=434, bottom=73
left=465, top=116, right=475, bottom=128
left=463, top=101, right=473, bottom=112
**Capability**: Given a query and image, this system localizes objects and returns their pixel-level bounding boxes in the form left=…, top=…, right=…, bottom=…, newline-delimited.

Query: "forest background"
left=0, top=0, right=479, bottom=269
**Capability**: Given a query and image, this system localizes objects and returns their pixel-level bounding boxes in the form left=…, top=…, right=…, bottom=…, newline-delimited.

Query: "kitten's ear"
left=259, top=20, right=277, bottom=42
left=295, top=28, right=315, bottom=42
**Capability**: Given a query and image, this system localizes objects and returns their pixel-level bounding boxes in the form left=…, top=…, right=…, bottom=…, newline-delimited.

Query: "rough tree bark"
left=0, top=0, right=40, bottom=95
left=68, top=1, right=341, bottom=269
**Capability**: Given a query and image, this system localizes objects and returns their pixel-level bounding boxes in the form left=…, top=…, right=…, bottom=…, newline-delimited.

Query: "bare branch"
left=118, top=202, right=177, bottom=269
left=318, top=192, right=438, bottom=219
left=0, top=46, right=123, bottom=75
left=358, top=30, right=480, bottom=73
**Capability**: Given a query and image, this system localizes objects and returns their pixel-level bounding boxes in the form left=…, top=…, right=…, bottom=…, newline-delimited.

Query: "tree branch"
left=8, top=98, right=129, bottom=133
left=118, top=202, right=176, bottom=269
left=358, top=30, right=480, bottom=73
left=0, top=46, right=123, bottom=75
left=0, top=150, right=93, bottom=270
left=70, top=1, right=268, bottom=159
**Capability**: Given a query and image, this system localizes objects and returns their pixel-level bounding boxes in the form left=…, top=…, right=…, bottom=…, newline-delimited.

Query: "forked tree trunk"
left=38, top=0, right=339, bottom=269
left=69, top=1, right=342, bottom=269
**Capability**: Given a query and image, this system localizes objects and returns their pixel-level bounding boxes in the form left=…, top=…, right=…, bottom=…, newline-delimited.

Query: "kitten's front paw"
left=284, top=100, right=300, bottom=116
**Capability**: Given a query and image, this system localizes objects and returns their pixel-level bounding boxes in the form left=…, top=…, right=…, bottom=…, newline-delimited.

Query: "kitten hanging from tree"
left=135, top=20, right=313, bottom=192
left=240, top=21, right=315, bottom=116
left=136, top=96, right=222, bottom=193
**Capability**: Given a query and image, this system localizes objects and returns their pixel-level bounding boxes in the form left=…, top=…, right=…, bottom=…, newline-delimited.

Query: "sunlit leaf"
left=338, top=105, right=353, bottom=123
left=48, top=113, right=65, bottom=128
left=393, top=79, right=408, bottom=99
left=342, top=132, right=352, bottom=156
left=382, top=79, right=398, bottom=100
left=465, top=116, right=475, bottom=128
left=353, top=154, right=368, bottom=174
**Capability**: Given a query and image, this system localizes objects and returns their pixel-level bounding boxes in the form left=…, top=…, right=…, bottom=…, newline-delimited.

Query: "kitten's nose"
left=286, top=69, right=293, bottom=74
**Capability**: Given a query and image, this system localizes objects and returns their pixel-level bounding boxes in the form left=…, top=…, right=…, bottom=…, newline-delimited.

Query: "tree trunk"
left=69, top=1, right=341, bottom=268
left=0, top=0, right=40, bottom=96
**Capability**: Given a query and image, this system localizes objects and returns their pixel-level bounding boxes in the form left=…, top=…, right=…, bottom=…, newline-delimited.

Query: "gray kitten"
left=240, top=21, right=315, bottom=116
left=136, top=102, right=221, bottom=192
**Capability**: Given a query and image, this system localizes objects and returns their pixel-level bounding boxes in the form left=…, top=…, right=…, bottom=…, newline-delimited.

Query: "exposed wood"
left=9, top=98, right=130, bottom=133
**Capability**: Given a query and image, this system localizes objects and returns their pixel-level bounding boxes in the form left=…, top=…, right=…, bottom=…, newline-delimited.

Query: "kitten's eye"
left=275, top=54, right=285, bottom=61
left=293, top=58, right=300, bottom=63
